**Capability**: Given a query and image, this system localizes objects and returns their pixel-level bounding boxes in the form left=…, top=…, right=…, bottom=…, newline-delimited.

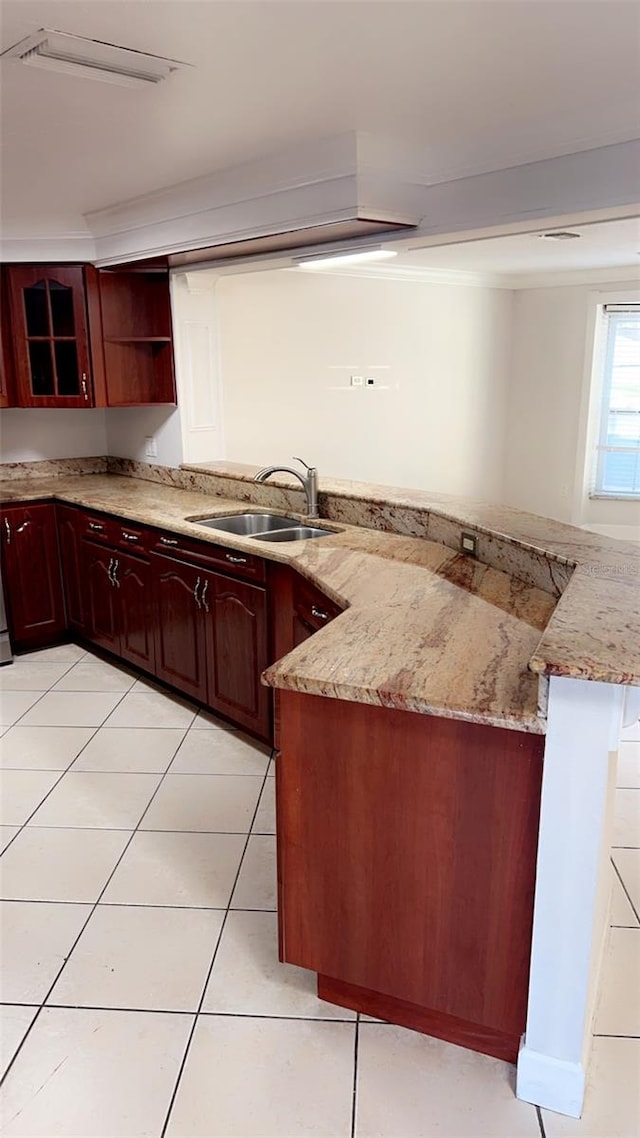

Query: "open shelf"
left=97, top=269, right=176, bottom=406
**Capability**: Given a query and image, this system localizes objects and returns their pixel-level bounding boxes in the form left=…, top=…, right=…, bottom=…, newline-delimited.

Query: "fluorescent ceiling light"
left=295, top=247, right=399, bottom=270
left=0, top=28, right=187, bottom=87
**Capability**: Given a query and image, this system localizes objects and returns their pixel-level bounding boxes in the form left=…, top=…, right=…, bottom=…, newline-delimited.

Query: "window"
left=593, top=304, right=640, bottom=498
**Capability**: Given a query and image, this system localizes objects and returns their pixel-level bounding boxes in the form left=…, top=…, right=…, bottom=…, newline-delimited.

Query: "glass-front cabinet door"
left=7, top=266, right=93, bottom=407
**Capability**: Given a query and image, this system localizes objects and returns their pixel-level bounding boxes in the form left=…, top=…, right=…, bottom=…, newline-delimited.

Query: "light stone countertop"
left=1, top=466, right=633, bottom=732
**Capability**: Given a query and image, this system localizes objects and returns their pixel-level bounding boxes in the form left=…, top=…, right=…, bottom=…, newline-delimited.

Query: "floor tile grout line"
left=594, top=1032, right=640, bottom=1038
left=160, top=758, right=274, bottom=1138
left=0, top=662, right=141, bottom=860
left=350, top=1013, right=360, bottom=1138
left=0, top=899, right=277, bottom=912
left=28, top=1004, right=356, bottom=1021
left=0, top=712, right=193, bottom=1090
left=611, top=855, right=640, bottom=924
left=536, top=1104, right=546, bottom=1138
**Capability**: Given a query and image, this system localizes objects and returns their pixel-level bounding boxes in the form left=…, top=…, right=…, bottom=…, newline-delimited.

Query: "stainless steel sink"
left=254, top=525, right=334, bottom=542
left=187, top=512, right=297, bottom=535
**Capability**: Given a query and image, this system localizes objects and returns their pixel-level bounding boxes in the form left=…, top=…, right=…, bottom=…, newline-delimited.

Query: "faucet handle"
left=292, top=456, right=314, bottom=472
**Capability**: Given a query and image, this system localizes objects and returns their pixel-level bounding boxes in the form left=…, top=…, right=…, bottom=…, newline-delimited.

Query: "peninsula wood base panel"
left=317, top=975, right=522, bottom=1063
left=276, top=691, right=545, bottom=1062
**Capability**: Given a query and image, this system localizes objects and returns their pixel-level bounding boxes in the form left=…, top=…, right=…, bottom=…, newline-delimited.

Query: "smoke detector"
left=538, top=231, right=582, bottom=241
left=0, top=28, right=187, bottom=87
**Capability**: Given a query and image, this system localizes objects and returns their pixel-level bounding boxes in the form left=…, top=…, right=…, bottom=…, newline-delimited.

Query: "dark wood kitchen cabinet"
left=271, top=564, right=343, bottom=658
left=207, top=573, right=270, bottom=738
left=82, top=541, right=121, bottom=655
left=57, top=504, right=88, bottom=634
left=82, top=533, right=155, bottom=672
left=3, top=264, right=176, bottom=408
left=0, top=502, right=66, bottom=649
left=151, top=554, right=210, bottom=704
left=5, top=265, right=95, bottom=407
left=152, top=547, right=271, bottom=740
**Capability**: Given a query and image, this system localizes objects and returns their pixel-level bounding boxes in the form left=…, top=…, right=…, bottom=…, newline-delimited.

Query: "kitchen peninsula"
left=1, top=456, right=638, bottom=1119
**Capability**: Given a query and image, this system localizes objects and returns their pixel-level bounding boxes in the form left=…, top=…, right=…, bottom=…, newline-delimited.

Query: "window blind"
left=594, top=304, right=640, bottom=497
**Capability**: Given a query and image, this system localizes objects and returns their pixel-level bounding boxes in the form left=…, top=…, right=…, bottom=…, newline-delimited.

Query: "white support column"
left=516, top=675, right=624, bottom=1118
left=170, top=270, right=226, bottom=465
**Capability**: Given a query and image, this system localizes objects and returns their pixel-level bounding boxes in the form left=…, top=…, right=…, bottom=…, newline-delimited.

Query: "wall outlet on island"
left=461, top=532, right=478, bottom=557
left=144, top=436, right=158, bottom=458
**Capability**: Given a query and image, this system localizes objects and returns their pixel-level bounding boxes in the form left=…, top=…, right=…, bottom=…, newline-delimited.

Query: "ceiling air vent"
left=0, top=28, right=187, bottom=87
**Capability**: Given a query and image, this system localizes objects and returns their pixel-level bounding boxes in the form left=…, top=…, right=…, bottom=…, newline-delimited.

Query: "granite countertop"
left=1, top=466, right=633, bottom=732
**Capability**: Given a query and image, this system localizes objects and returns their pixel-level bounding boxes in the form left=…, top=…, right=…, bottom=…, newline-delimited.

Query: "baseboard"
left=516, top=1044, right=586, bottom=1118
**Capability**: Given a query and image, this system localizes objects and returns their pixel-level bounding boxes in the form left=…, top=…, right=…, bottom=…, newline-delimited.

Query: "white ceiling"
left=2, top=0, right=640, bottom=239
left=399, top=217, right=640, bottom=275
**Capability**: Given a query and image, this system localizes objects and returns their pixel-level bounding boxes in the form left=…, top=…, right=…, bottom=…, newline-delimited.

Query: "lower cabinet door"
left=57, top=505, right=86, bottom=634
left=83, top=541, right=120, bottom=654
left=116, top=551, right=155, bottom=673
left=151, top=555, right=208, bottom=703
left=207, top=573, right=271, bottom=740
left=1, top=503, right=66, bottom=649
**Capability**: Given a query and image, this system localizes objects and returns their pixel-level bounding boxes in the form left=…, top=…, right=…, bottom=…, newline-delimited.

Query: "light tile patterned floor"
left=0, top=646, right=638, bottom=1137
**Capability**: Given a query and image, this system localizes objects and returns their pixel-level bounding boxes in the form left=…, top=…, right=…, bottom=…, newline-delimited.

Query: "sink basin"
left=254, top=525, right=334, bottom=542
left=188, top=512, right=297, bottom=535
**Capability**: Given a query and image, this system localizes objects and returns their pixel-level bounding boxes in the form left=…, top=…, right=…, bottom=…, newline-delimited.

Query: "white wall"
left=105, top=406, right=183, bottom=468
left=0, top=405, right=183, bottom=469
left=215, top=270, right=513, bottom=498
left=503, top=279, right=640, bottom=535
left=0, top=408, right=108, bottom=463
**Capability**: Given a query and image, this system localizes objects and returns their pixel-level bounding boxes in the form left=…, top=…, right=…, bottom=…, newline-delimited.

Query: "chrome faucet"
left=254, top=457, right=319, bottom=519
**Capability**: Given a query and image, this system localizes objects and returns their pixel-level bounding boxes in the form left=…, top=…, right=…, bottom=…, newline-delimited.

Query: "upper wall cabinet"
left=97, top=270, right=176, bottom=407
left=5, top=265, right=93, bottom=408
left=3, top=264, right=177, bottom=409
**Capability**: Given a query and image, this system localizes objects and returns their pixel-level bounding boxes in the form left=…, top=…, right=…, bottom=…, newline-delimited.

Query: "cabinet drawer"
left=80, top=513, right=117, bottom=546
left=149, top=529, right=266, bottom=583
left=293, top=575, right=342, bottom=632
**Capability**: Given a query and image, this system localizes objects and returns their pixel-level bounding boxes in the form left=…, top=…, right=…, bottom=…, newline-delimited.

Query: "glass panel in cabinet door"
left=54, top=341, right=80, bottom=396
left=23, top=282, right=50, bottom=337
left=49, top=281, right=75, bottom=337
left=28, top=342, right=55, bottom=395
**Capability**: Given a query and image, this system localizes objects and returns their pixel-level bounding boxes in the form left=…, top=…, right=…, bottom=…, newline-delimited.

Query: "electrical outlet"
left=366, top=376, right=376, bottom=386
left=144, top=436, right=158, bottom=458
left=461, top=531, right=477, bottom=557
left=350, top=375, right=364, bottom=387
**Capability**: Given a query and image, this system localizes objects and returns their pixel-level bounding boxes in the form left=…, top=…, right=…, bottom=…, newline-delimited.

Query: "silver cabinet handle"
left=112, top=559, right=120, bottom=588
left=193, top=576, right=202, bottom=609
left=107, top=557, right=114, bottom=584
left=225, top=553, right=247, bottom=565
left=4, top=517, right=11, bottom=544
left=16, top=519, right=30, bottom=534
left=200, top=579, right=209, bottom=612
left=122, top=532, right=139, bottom=543
left=81, top=373, right=88, bottom=401
left=311, top=605, right=329, bottom=622
left=160, top=536, right=178, bottom=547
left=88, top=521, right=104, bottom=532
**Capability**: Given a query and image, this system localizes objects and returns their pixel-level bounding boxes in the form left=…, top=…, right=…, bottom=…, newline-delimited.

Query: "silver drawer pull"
left=200, top=579, right=209, bottom=612
left=193, top=576, right=202, bottom=609
left=88, top=522, right=104, bottom=532
left=4, top=517, right=11, bottom=544
left=311, top=605, right=329, bottom=622
left=225, top=553, right=247, bottom=565
left=122, top=532, right=139, bottom=542
left=112, top=558, right=120, bottom=588
left=160, top=537, right=178, bottom=546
